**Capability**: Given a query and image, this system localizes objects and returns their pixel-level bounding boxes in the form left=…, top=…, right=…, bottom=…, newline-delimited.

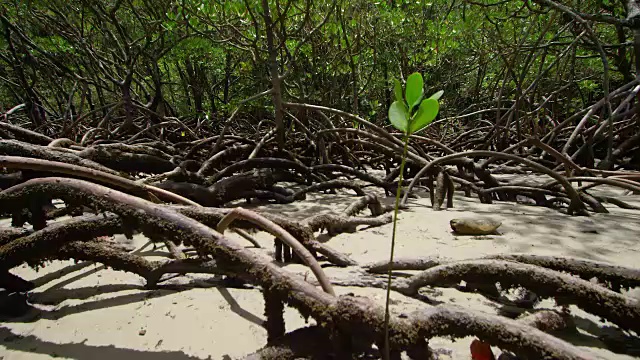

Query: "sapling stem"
left=383, top=133, right=410, bottom=360
left=383, top=72, right=441, bottom=358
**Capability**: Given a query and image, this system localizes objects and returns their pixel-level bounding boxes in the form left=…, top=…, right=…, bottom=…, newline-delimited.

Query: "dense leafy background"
left=0, top=0, right=634, bottom=137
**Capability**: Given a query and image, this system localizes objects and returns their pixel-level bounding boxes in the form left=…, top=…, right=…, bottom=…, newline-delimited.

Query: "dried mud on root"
left=365, top=254, right=640, bottom=293
left=402, top=259, right=640, bottom=333
left=487, top=253, right=640, bottom=292
left=0, top=214, right=124, bottom=270
left=0, top=214, right=242, bottom=288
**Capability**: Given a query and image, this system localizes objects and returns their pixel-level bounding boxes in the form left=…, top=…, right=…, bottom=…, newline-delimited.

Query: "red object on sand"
left=470, top=339, right=495, bottom=360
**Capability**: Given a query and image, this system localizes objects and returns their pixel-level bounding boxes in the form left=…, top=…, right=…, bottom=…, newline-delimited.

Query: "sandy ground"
left=2, top=177, right=640, bottom=360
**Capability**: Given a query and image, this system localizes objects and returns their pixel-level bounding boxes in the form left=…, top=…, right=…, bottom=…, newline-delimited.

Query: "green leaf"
left=409, top=98, right=439, bottom=134
left=405, top=72, right=424, bottom=111
left=388, top=101, right=409, bottom=132
left=429, top=90, right=444, bottom=101
left=393, top=79, right=403, bottom=103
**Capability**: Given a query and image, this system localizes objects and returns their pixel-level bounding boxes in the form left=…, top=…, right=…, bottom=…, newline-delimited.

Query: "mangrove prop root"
left=0, top=118, right=53, bottom=145
left=0, top=179, right=593, bottom=358
left=401, top=150, right=588, bottom=215
left=0, top=177, right=436, bottom=351
left=311, top=164, right=396, bottom=194
left=412, top=305, right=590, bottom=359
left=174, top=205, right=358, bottom=266
left=404, top=259, right=640, bottom=333
left=335, top=294, right=590, bottom=359
left=0, top=155, right=196, bottom=206
left=445, top=171, right=454, bottom=208
left=0, top=227, right=32, bottom=246
left=433, top=171, right=446, bottom=211
left=303, top=213, right=392, bottom=236
left=207, top=169, right=296, bottom=205
left=368, top=253, right=640, bottom=293
left=312, top=241, right=358, bottom=266
left=79, top=145, right=175, bottom=174
left=364, top=256, right=449, bottom=274
left=579, top=191, right=608, bottom=213
left=57, top=240, right=157, bottom=279
left=0, top=140, right=118, bottom=174
left=232, top=228, right=262, bottom=248
left=0, top=215, right=125, bottom=270
left=197, top=144, right=253, bottom=177
left=311, top=277, right=574, bottom=336
left=343, top=193, right=389, bottom=217
left=163, top=240, right=186, bottom=260
left=171, top=205, right=357, bottom=266
left=210, top=157, right=316, bottom=184
left=293, top=179, right=366, bottom=198
left=595, top=195, right=640, bottom=210
left=217, top=207, right=335, bottom=296
left=264, top=289, right=286, bottom=342
left=52, top=241, right=239, bottom=288
left=486, top=254, right=640, bottom=292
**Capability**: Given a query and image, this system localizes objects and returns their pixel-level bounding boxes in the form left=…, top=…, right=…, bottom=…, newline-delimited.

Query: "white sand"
left=2, top=182, right=640, bottom=359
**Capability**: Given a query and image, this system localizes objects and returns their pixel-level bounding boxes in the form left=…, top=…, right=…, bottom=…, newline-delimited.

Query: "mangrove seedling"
left=383, top=72, right=442, bottom=359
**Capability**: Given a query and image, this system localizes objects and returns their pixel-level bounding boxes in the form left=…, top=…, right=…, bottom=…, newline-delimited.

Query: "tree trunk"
left=261, top=0, right=286, bottom=150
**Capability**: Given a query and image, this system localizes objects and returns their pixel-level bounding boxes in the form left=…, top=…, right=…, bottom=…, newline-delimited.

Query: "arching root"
left=402, top=259, right=640, bottom=333
left=365, top=254, right=640, bottom=292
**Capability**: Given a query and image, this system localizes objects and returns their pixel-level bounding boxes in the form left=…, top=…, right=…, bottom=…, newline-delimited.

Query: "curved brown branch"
left=486, top=254, right=640, bottom=292
left=294, top=179, right=365, bottom=198
left=403, top=259, right=640, bottom=333
left=0, top=120, right=53, bottom=145
left=0, top=215, right=124, bottom=270
left=311, top=164, right=395, bottom=193
left=343, top=194, right=390, bottom=217
left=78, top=144, right=175, bottom=174
left=0, top=139, right=119, bottom=174
left=367, top=252, right=640, bottom=293
left=412, top=305, right=589, bottom=359
left=170, top=205, right=357, bottom=266
left=545, top=176, right=640, bottom=194
left=303, top=213, right=392, bottom=236
left=210, top=157, right=317, bottom=184
left=244, top=309, right=575, bottom=360
left=0, top=156, right=198, bottom=206
left=197, top=144, right=253, bottom=177
left=217, top=207, right=335, bottom=296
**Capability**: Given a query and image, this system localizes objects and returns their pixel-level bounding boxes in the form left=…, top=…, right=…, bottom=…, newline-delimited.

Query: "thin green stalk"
left=383, top=133, right=410, bottom=360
